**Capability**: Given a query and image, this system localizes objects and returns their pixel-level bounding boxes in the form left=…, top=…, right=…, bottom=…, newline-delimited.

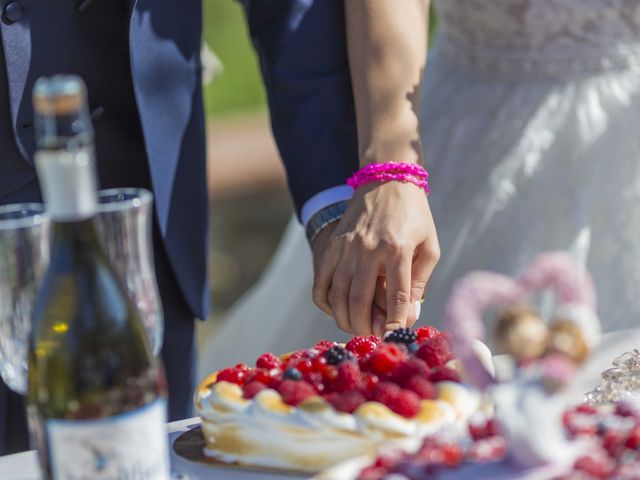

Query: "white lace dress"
left=199, top=0, right=640, bottom=374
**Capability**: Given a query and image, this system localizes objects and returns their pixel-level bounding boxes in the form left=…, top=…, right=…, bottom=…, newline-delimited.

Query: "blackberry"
left=283, top=368, right=302, bottom=381
left=385, top=328, right=417, bottom=346
left=324, top=345, right=352, bottom=365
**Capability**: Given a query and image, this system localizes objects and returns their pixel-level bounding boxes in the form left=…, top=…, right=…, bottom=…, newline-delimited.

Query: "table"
left=0, top=417, right=309, bottom=480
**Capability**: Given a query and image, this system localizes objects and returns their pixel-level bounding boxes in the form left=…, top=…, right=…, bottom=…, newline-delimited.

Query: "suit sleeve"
left=240, top=0, right=359, bottom=218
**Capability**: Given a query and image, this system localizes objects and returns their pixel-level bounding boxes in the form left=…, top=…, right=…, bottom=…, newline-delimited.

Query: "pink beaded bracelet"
left=346, top=162, right=430, bottom=193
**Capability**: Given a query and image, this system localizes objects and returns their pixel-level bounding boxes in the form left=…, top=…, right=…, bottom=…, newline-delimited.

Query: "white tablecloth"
left=0, top=417, right=309, bottom=480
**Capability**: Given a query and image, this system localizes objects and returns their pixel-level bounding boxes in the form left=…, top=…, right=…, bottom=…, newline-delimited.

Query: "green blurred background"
left=203, top=0, right=266, bottom=117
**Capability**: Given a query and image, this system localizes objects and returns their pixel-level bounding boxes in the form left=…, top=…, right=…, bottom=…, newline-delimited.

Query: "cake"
left=194, top=326, right=494, bottom=473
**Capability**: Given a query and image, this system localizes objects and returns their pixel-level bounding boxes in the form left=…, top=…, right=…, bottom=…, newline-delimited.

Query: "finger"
left=373, top=276, right=387, bottom=312
left=330, top=261, right=356, bottom=333
left=349, top=262, right=379, bottom=336
left=410, top=241, right=440, bottom=304
left=371, top=302, right=388, bottom=337
left=385, top=253, right=413, bottom=332
left=312, top=242, right=340, bottom=316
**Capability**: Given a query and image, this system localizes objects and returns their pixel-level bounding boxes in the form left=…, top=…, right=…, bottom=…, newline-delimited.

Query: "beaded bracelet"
left=346, top=162, right=430, bottom=193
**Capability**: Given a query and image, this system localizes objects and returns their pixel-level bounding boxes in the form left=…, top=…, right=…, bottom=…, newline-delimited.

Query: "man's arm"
left=240, top=0, right=359, bottom=215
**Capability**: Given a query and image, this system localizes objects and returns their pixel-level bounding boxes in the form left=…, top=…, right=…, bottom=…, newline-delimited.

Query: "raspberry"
left=217, top=363, right=251, bottom=385
left=345, top=335, right=381, bottom=358
left=311, top=355, right=328, bottom=372
left=371, top=382, right=420, bottom=418
left=328, top=390, right=367, bottom=413
left=363, top=373, right=380, bottom=393
left=562, top=410, right=598, bottom=438
left=602, top=428, right=628, bottom=457
left=469, top=417, right=501, bottom=440
left=416, top=335, right=453, bottom=367
left=574, top=454, right=615, bottom=478
left=428, top=366, right=461, bottom=383
left=404, top=375, right=436, bottom=400
left=335, top=362, right=363, bottom=393
left=302, top=371, right=325, bottom=393
left=387, top=390, right=421, bottom=418
left=371, top=382, right=402, bottom=406
left=440, top=443, right=465, bottom=467
left=277, top=380, right=317, bottom=406
left=575, top=404, right=598, bottom=416
left=615, top=401, right=639, bottom=418
left=315, top=340, right=337, bottom=353
left=256, top=352, right=282, bottom=370
left=291, top=358, right=313, bottom=374
left=391, top=358, right=429, bottom=385
left=626, top=425, right=640, bottom=449
left=415, top=325, right=441, bottom=343
left=243, top=381, right=267, bottom=399
left=324, top=345, right=353, bottom=365
left=246, top=368, right=279, bottom=385
left=384, top=328, right=417, bottom=346
left=366, top=343, right=407, bottom=376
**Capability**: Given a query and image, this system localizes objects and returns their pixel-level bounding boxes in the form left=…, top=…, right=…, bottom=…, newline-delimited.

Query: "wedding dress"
left=199, top=0, right=640, bottom=377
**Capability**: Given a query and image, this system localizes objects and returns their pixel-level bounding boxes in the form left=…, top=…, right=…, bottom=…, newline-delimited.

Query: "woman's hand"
left=311, top=180, right=439, bottom=336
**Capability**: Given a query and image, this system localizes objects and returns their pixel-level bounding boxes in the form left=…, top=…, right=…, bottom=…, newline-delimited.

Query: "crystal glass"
left=95, top=188, right=163, bottom=356
left=0, top=204, right=49, bottom=394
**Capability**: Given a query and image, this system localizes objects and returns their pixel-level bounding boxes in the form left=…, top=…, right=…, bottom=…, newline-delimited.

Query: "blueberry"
left=283, top=368, right=302, bottom=381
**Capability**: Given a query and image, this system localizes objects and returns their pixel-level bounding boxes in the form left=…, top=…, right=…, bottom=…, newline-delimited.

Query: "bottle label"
left=46, top=399, right=169, bottom=480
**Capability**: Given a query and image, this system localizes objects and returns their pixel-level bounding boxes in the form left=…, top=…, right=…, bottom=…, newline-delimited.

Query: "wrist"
left=306, top=200, right=349, bottom=244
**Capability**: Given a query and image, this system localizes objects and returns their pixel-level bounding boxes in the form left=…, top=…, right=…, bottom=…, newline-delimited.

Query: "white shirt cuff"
left=301, top=185, right=354, bottom=228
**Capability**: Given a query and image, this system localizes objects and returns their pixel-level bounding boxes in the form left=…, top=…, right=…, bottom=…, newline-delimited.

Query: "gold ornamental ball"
left=494, top=305, right=548, bottom=361
left=545, top=319, right=590, bottom=364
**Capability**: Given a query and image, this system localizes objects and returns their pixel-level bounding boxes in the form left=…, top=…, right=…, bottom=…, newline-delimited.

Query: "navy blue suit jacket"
left=0, top=0, right=359, bottom=322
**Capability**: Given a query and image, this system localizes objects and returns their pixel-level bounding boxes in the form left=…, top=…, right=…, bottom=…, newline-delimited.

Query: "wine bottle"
left=27, top=75, right=170, bottom=480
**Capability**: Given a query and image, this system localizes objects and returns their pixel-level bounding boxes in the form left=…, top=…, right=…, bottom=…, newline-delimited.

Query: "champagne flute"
left=95, top=188, right=164, bottom=356
left=0, top=204, right=49, bottom=394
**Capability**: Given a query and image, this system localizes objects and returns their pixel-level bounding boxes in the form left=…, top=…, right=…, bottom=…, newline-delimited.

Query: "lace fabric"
left=435, top=0, right=640, bottom=77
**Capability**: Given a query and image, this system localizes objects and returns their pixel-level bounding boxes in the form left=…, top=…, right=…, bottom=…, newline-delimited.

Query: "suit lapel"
left=0, top=17, right=32, bottom=162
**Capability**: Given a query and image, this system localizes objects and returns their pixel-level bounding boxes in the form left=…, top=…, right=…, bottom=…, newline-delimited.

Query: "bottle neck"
left=35, top=145, right=99, bottom=222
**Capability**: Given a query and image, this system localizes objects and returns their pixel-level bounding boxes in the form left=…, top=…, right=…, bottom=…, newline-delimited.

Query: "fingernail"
left=414, top=300, right=421, bottom=319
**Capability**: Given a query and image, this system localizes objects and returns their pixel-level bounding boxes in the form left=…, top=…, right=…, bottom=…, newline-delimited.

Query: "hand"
left=311, top=181, right=439, bottom=336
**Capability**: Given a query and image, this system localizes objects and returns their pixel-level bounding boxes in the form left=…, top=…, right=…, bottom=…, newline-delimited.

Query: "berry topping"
left=403, top=375, right=437, bottom=400
left=365, top=343, right=407, bottom=376
left=387, top=390, right=421, bottom=418
left=324, top=345, right=353, bottom=365
left=468, top=417, right=501, bottom=441
left=384, top=327, right=417, bottom=345
left=345, top=335, right=381, bottom=358
left=277, top=380, right=317, bottom=406
left=217, top=364, right=251, bottom=385
left=243, top=381, right=267, bottom=399
left=246, top=368, right=279, bottom=386
left=256, top=352, right=282, bottom=370
left=282, top=368, right=303, bottom=381
left=417, top=335, right=454, bottom=367
left=415, top=325, right=441, bottom=342
left=370, top=382, right=420, bottom=418
left=335, top=362, right=364, bottom=393
left=371, top=382, right=402, bottom=406
left=428, top=366, right=461, bottom=383
left=327, top=390, right=367, bottom=414
left=391, top=358, right=429, bottom=385
left=314, top=340, right=337, bottom=353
